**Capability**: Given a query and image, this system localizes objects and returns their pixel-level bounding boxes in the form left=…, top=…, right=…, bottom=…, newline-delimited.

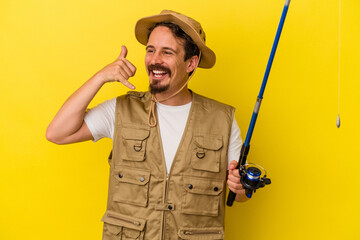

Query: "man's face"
left=145, top=26, right=193, bottom=95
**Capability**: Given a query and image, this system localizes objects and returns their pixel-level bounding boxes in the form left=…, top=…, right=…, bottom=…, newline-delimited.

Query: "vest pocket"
left=113, top=167, right=150, bottom=207
left=192, top=135, right=223, bottom=172
left=181, top=176, right=224, bottom=216
left=178, top=227, right=224, bottom=239
left=102, top=210, right=146, bottom=240
left=120, top=127, right=150, bottom=161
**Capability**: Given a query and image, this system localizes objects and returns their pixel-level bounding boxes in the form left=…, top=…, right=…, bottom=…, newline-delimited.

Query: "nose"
left=149, top=51, right=164, bottom=65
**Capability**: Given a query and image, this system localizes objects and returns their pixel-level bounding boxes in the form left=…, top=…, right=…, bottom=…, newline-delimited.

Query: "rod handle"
left=227, top=190, right=237, bottom=206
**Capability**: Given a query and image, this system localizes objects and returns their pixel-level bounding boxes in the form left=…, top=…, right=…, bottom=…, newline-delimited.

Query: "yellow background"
left=1, top=0, right=359, bottom=239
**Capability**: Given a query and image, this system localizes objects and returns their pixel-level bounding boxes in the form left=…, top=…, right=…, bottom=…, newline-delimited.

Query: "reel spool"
left=239, top=163, right=271, bottom=198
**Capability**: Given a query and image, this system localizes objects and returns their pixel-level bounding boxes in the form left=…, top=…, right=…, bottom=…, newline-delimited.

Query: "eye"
left=164, top=51, right=173, bottom=55
left=146, top=48, right=154, bottom=53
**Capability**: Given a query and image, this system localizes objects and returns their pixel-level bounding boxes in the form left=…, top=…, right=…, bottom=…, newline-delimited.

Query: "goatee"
left=149, top=83, right=169, bottom=94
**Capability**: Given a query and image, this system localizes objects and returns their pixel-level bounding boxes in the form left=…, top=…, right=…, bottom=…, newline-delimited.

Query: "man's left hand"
left=227, top=160, right=249, bottom=202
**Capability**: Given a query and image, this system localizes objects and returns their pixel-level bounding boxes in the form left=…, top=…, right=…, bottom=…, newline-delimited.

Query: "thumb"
left=228, top=160, right=238, bottom=170
left=118, top=45, right=128, bottom=59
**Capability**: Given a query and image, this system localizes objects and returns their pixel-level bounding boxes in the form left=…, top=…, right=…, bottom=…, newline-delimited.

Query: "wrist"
left=90, top=72, right=107, bottom=86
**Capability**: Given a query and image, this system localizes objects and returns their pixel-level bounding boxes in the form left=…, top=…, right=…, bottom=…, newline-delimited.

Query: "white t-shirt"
left=84, top=98, right=242, bottom=173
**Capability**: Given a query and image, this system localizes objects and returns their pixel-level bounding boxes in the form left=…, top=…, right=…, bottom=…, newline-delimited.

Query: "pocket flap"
left=122, top=128, right=150, bottom=140
left=183, top=176, right=224, bottom=196
left=113, top=167, right=150, bottom=186
left=102, top=210, right=146, bottom=232
left=178, top=227, right=224, bottom=239
left=194, top=135, right=223, bottom=150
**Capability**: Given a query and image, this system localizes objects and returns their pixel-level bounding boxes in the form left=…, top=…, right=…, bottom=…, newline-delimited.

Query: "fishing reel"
left=239, top=163, right=271, bottom=198
left=227, top=145, right=272, bottom=206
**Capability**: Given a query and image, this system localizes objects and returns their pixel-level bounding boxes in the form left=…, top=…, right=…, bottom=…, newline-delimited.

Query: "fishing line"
left=337, top=0, right=341, bottom=128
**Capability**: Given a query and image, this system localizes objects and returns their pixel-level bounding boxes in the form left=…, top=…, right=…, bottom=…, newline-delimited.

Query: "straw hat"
left=135, top=10, right=216, bottom=68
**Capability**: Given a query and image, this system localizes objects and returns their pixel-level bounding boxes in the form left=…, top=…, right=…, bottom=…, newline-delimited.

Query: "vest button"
left=118, top=173, right=123, bottom=178
left=140, top=177, right=145, bottom=182
left=188, top=184, right=193, bottom=189
left=168, top=205, right=173, bottom=210
left=214, top=187, right=219, bottom=192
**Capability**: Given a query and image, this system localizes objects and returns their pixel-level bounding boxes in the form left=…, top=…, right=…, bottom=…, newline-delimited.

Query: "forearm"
left=46, top=46, right=136, bottom=144
left=46, top=75, right=104, bottom=143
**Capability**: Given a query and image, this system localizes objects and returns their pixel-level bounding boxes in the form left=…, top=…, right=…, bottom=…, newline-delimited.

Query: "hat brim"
left=135, top=13, right=216, bottom=68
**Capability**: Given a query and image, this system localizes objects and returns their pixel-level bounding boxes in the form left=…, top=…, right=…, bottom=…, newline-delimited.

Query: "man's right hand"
left=94, top=45, right=137, bottom=89
left=46, top=46, right=138, bottom=144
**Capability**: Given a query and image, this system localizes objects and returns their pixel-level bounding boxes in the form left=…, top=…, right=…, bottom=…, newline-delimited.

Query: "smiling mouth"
left=152, top=70, right=168, bottom=78
left=148, top=65, right=171, bottom=79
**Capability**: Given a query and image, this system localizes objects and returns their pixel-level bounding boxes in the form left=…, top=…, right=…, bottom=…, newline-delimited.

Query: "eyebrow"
left=146, top=45, right=177, bottom=53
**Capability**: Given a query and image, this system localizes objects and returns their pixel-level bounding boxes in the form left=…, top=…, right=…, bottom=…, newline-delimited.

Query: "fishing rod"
left=227, top=0, right=291, bottom=206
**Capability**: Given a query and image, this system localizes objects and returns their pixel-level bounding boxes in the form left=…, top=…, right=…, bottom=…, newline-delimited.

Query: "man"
left=46, top=10, right=248, bottom=239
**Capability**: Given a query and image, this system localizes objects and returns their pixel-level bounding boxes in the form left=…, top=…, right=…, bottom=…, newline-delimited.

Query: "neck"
left=155, top=87, right=192, bottom=106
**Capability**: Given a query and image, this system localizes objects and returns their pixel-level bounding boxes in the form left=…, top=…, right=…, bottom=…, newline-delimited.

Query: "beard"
left=149, top=82, right=169, bottom=94
left=148, top=64, right=171, bottom=94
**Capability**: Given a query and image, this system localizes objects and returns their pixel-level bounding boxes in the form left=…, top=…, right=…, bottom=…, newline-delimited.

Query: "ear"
left=186, top=55, right=199, bottom=73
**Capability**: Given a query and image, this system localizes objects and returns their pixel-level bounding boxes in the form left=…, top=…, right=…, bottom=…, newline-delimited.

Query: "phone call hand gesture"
left=95, top=45, right=137, bottom=89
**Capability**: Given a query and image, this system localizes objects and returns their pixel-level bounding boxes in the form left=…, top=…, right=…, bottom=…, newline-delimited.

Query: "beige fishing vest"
left=101, top=91, right=234, bottom=240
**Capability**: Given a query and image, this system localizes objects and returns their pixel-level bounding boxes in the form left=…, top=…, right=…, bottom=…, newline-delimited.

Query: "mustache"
left=148, top=64, right=171, bottom=77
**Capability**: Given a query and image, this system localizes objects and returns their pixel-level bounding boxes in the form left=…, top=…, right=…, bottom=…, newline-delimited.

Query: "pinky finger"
left=116, top=78, right=136, bottom=90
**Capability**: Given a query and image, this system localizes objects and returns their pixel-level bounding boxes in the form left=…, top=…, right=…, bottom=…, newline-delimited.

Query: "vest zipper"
left=162, top=99, right=194, bottom=239
left=155, top=106, right=169, bottom=240
left=106, top=213, right=142, bottom=227
left=183, top=230, right=222, bottom=235
left=155, top=100, right=194, bottom=239
left=162, top=173, right=169, bottom=239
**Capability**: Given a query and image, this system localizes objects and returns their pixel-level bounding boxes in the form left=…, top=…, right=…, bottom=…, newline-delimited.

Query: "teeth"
left=152, top=69, right=168, bottom=78
left=153, top=70, right=166, bottom=74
